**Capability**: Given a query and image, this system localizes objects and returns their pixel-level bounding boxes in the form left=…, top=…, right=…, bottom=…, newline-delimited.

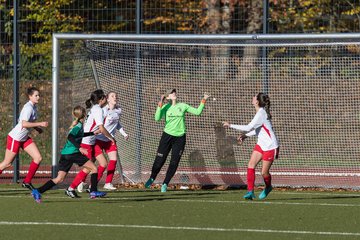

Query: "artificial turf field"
left=0, top=185, right=359, bottom=240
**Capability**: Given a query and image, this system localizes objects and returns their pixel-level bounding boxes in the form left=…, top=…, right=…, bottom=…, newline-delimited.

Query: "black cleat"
left=65, top=188, right=80, bottom=198
left=22, top=182, right=35, bottom=190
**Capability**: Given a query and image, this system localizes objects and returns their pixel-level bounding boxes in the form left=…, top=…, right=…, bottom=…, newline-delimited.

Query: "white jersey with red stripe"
left=8, top=101, right=37, bottom=141
left=96, top=105, right=127, bottom=142
left=81, top=104, right=104, bottom=145
left=229, top=108, right=279, bottom=151
left=96, top=106, right=121, bottom=142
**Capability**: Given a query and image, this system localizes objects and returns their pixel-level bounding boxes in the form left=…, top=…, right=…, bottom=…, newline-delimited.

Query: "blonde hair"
left=69, top=105, right=86, bottom=129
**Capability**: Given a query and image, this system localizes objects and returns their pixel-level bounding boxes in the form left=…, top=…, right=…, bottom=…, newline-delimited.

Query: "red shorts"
left=94, top=139, right=117, bottom=157
left=253, top=144, right=279, bottom=161
left=80, top=143, right=94, bottom=160
left=6, top=135, right=33, bottom=153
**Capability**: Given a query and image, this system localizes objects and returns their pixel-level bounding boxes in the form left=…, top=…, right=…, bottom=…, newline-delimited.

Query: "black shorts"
left=58, top=152, right=89, bottom=172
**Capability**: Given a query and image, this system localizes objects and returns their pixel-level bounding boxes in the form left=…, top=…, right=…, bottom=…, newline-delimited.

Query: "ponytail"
left=85, top=99, right=92, bottom=109
left=85, top=89, right=106, bottom=109
left=69, top=118, right=80, bottom=129
left=257, top=93, right=272, bottom=120
left=69, top=105, right=86, bottom=129
left=264, top=102, right=272, bottom=120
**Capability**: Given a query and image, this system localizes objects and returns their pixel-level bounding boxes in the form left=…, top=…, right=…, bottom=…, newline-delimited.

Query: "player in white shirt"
left=66, top=89, right=115, bottom=197
left=94, top=92, right=129, bottom=190
left=0, top=87, right=48, bottom=190
left=77, top=92, right=129, bottom=192
left=223, top=93, right=279, bottom=200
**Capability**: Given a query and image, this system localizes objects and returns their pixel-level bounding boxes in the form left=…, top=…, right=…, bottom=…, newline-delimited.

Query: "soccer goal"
left=52, top=33, right=360, bottom=189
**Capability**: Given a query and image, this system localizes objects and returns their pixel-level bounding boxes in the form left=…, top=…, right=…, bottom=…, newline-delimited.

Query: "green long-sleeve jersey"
left=155, top=101, right=205, bottom=137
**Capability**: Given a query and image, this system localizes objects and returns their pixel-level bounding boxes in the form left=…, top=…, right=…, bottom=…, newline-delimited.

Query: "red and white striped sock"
left=97, top=165, right=106, bottom=181
left=247, top=168, right=255, bottom=191
left=105, top=160, right=117, bottom=184
left=70, top=170, right=88, bottom=189
left=263, top=175, right=272, bottom=188
left=24, top=160, right=39, bottom=183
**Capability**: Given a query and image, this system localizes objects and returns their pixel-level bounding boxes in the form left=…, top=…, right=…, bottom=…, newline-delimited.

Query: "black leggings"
left=150, top=132, right=186, bottom=185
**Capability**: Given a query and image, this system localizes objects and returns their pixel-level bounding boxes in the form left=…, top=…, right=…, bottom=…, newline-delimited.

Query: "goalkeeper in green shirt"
left=145, top=89, right=209, bottom=192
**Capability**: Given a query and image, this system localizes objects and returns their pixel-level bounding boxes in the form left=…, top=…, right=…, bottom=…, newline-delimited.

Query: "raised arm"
left=185, top=93, right=209, bottom=116
left=229, top=111, right=263, bottom=132
left=155, top=95, right=170, bottom=121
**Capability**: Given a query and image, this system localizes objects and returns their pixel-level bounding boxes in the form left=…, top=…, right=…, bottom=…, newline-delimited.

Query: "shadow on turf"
left=101, top=190, right=227, bottom=204
left=272, top=194, right=360, bottom=201
left=0, top=190, right=31, bottom=195
left=43, top=191, right=222, bottom=204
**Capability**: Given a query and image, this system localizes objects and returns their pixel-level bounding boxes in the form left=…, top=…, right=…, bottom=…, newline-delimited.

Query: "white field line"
left=166, top=199, right=360, bottom=207
left=2, top=188, right=360, bottom=197
left=4, top=170, right=360, bottom=177
left=0, top=221, right=358, bottom=236
left=0, top=194, right=359, bottom=207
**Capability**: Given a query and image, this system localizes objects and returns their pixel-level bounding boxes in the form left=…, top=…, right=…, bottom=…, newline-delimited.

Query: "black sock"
left=38, top=180, right=56, bottom=194
left=90, top=173, right=98, bottom=192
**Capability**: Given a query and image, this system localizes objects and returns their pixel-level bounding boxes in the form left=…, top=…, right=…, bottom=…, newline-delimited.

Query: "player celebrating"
left=31, top=106, right=106, bottom=203
left=223, top=92, right=279, bottom=200
left=144, top=89, right=209, bottom=192
left=94, top=91, right=129, bottom=190
left=0, top=87, right=48, bottom=190
left=66, top=89, right=115, bottom=198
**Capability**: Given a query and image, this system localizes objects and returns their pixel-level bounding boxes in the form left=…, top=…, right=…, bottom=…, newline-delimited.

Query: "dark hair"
left=27, top=87, right=39, bottom=96
left=85, top=89, right=106, bottom=108
left=257, top=92, right=272, bottom=120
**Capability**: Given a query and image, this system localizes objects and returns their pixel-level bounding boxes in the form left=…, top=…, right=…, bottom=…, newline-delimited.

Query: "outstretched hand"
left=203, top=93, right=210, bottom=100
left=160, top=95, right=166, bottom=102
left=79, top=147, right=88, bottom=156
left=237, top=134, right=247, bottom=145
left=222, top=121, right=230, bottom=128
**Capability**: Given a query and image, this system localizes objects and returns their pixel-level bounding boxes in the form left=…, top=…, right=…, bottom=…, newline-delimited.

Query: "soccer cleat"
left=103, top=183, right=117, bottom=190
left=144, top=178, right=154, bottom=188
left=258, top=186, right=273, bottom=200
left=22, top=182, right=35, bottom=190
left=31, top=189, right=41, bottom=203
left=161, top=183, right=167, bottom=193
left=243, top=191, right=256, bottom=200
left=90, top=191, right=107, bottom=199
left=65, top=188, right=80, bottom=198
left=77, top=182, right=86, bottom=193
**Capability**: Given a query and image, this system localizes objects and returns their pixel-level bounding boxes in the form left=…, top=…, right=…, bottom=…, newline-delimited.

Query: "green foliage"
left=1, top=0, right=360, bottom=80
left=20, top=0, right=83, bottom=80
left=143, top=0, right=203, bottom=33
left=270, top=0, right=360, bottom=33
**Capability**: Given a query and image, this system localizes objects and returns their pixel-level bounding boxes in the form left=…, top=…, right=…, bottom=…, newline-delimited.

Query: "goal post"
left=52, top=33, right=360, bottom=189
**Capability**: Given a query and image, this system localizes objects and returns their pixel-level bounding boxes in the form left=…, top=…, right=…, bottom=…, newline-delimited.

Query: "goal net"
left=54, top=35, right=360, bottom=189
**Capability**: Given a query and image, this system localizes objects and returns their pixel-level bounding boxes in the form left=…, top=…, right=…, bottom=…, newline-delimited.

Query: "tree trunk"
left=240, top=0, right=262, bottom=80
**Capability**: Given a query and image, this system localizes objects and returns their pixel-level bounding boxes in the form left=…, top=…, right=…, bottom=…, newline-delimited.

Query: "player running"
left=66, top=89, right=115, bottom=198
left=93, top=91, right=129, bottom=190
left=144, top=89, right=209, bottom=192
left=223, top=92, right=279, bottom=200
left=0, top=87, right=48, bottom=190
left=31, top=106, right=106, bottom=203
